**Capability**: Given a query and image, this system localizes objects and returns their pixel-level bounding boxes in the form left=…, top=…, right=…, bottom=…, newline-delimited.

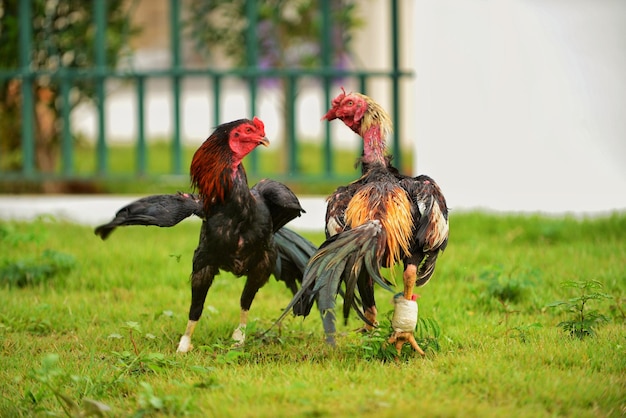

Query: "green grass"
left=1, top=212, right=625, bottom=417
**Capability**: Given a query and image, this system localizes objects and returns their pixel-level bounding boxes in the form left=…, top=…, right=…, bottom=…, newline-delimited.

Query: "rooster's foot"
left=177, top=335, right=193, bottom=353
left=387, top=331, right=425, bottom=356
left=177, top=320, right=198, bottom=353
left=231, top=324, right=246, bottom=347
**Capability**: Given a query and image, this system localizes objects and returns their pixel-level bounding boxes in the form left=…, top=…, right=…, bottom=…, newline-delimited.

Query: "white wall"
left=413, top=0, right=626, bottom=214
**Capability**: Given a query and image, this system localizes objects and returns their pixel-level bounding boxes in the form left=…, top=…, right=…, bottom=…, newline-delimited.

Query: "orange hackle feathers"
left=190, top=130, right=234, bottom=214
left=345, top=183, right=414, bottom=268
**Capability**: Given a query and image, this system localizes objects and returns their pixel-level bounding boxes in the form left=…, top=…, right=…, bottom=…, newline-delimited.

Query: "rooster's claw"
left=388, top=331, right=425, bottom=356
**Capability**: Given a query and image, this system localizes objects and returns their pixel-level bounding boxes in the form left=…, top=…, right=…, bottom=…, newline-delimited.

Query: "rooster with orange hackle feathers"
left=277, top=90, right=448, bottom=354
left=95, top=117, right=317, bottom=353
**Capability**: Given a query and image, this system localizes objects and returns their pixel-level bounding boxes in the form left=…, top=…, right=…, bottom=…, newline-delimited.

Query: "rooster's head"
left=324, top=90, right=393, bottom=164
left=225, top=116, right=269, bottom=163
left=323, top=89, right=392, bottom=140
left=191, top=117, right=269, bottom=212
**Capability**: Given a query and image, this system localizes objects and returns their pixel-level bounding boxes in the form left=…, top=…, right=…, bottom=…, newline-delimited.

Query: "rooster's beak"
left=322, top=108, right=338, bottom=121
left=259, top=137, right=270, bottom=147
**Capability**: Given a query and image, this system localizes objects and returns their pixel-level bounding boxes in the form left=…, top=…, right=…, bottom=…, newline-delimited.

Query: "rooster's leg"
left=233, top=275, right=266, bottom=347
left=403, top=264, right=417, bottom=300
left=356, top=273, right=378, bottom=332
left=388, top=264, right=425, bottom=356
left=364, top=306, right=378, bottom=330
left=177, top=267, right=214, bottom=353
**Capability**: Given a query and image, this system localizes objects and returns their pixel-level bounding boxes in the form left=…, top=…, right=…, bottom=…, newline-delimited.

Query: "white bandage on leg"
left=391, top=293, right=418, bottom=333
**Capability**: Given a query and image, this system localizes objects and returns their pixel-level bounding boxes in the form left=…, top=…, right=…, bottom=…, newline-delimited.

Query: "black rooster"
left=278, top=91, right=449, bottom=354
left=95, top=118, right=316, bottom=352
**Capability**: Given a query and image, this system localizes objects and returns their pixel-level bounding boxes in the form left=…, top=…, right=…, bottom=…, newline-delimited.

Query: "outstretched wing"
left=94, top=192, right=203, bottom=240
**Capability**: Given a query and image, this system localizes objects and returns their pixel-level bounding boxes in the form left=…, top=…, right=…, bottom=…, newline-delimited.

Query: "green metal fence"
left=0, top=0, right=413, bottom=186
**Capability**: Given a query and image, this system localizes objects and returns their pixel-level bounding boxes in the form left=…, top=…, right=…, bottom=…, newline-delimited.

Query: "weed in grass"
left=0, top=314, right=53, bottom=335
left=608, top=295, right=626, bottom=322
left=477, top=265, right=538, bottom=306
left=547, top=280, right=612, bottom=339
left=0, top=222, right=46, bottom=245
left=507, top=322, right=543, bottom=343
left=0, top=249, right=76, bottom=288
left=109, top=321, right=179, bottom=376
left=23, top=353, right=111, bottom=417
left=134, top=382, right=196, bottom=417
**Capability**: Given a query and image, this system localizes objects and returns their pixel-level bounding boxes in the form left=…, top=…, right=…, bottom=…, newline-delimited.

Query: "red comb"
left=252, top=116, right=265, bottom=134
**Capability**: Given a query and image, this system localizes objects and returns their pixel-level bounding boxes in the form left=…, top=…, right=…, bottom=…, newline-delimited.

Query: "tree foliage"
left=185, top=0, right=362, bottom=70
left=0, top=0, right=138, bottom=174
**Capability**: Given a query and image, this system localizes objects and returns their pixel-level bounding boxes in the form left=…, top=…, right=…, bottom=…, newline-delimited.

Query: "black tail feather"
left=272, top=221, right=394, bottom=341
left=272, top=227, right=318, bottom=297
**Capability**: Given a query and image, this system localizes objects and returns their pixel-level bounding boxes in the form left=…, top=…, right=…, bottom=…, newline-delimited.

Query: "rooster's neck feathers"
left=355, top=94, right=393, bottom=166
left=189, top=118, right=267, bottom=214
left=190, top=125, right=242, bottom=214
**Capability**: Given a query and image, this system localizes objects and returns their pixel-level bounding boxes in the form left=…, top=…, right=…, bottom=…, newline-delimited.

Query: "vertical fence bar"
left=390, top=0, right=401, bottom=168
left=94, top=0, right=108, bottom=176
left=18, top=0, right=35, bottom=176
left=359, top=75, right=367, bottom=95
left=170, top=0, right=182, bottom=175
left=136, top=76, right=146, bottom=175
left=213, top=75, right=221, bottom=125
left=286, top=75, right=297, bottom=174
left=321, top=0, right=333, bottom=177
left=60, top=73, right=73, bottom=175
left=359, top=74, right=367, bottom=157
left=245, top=0, right=258, bottom=173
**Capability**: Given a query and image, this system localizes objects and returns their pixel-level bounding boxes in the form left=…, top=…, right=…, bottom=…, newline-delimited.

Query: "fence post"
left=245, top=0, right=258, bottom=174
left=170, top=0, right=183, bottom=175
left=321, top=0, right=333, bottom=176
left=286, top=75, right=297, bottom=174
left=94, top=0, right=108, bottom=176
left=136, top=76, right=147, bottom=175
left=18, top=0, right=35, bottom=177
left=390, top=0, right=401, bottom=169
left=60, top=73, right=73, bottom=175
left=213, top=75, right=222, bottom=125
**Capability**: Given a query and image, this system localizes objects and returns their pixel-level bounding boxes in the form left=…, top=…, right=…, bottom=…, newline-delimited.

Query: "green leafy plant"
left=109, top=321, right=178, bottom=376
left=0, top=222, right=46, bottom=245
left=547, top=280, right=612, bottom=339
left=507, top=322, right=543, bottom=343
left=0, top=249, right=76, bottom=287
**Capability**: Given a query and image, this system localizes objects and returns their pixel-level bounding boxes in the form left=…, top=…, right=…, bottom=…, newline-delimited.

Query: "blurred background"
left=1, top=0, right=624, bottom=216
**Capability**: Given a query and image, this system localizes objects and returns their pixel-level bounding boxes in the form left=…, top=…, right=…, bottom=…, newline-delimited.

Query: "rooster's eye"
left=246, top=128, right=252, bottom=133
left=347, top=100, right=353, bottom=106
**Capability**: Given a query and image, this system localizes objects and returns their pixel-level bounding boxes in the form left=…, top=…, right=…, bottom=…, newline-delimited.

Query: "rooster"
left=95, top=117, right=317, bottom=353
left=278, top=91, right=448, bottom=354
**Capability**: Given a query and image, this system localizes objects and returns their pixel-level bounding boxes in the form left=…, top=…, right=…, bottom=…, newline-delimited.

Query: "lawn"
left=0, top=212, right=625, bottom=417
